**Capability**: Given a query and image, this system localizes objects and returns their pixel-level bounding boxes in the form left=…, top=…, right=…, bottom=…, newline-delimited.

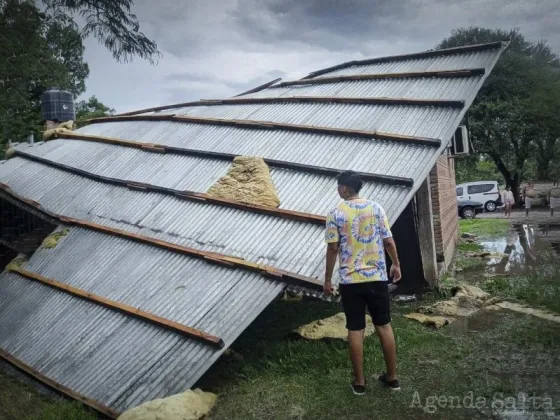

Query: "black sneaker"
left=378, top=373, right=401, bottom=391
left=351, top=381, right=366, bottom=396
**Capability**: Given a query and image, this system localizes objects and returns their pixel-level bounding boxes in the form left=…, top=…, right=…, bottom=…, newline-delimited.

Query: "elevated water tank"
left=41, top=88, right=75, bottom=122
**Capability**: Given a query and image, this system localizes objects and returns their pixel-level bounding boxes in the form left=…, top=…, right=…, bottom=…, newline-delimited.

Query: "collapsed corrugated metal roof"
left=0, top=41, right=507, bottom=416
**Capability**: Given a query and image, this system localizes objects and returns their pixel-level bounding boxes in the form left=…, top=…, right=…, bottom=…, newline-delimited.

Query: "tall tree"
left=438, top=28, right=560, bottom=202
left=1, top=0, right=159, bottom=147
left=0, top=0, right=88, bottom=144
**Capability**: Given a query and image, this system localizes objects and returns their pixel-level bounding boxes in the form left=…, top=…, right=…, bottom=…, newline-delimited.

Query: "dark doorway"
left=389, top=201, right=427, bottom=294
left=0, top=196, right=57, bottom=269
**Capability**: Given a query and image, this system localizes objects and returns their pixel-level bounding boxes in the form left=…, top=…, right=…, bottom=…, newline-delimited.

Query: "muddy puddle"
left=448, top=310, right=505, bottom=335
left=458, top=223, right=559, bottom=282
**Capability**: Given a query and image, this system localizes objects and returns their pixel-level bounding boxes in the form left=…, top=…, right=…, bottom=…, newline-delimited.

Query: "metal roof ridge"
left=8, top=267, right=225, bottom=348
left=83, top=114, right=442, bottom=148
left=0, top=183, right=324, bottom=292
left=302, top=41, right=508, bottom=79
left=116, top=94, right=465, bottom=117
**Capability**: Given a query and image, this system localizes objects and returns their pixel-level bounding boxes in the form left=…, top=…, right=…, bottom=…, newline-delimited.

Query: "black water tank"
left=41, top=88, right=75, bottom=122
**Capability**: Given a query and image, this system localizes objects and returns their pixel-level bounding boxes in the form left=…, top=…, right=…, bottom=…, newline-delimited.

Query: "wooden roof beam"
left=9, top=267, right=225, bottom=348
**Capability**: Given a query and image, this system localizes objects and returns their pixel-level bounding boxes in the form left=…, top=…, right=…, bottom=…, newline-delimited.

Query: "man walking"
left=324, top=171, right=401, bottom=396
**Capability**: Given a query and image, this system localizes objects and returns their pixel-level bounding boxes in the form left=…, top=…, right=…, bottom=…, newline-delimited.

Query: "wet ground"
left=458, top=221, right=560, bottom=283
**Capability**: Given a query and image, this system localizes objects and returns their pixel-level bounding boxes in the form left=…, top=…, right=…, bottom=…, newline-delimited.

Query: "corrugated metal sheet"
left=152, top=103, right=461, bottom=140
left=13, top=139, right=410, bottom=216
left=0, top=157, right=330, bottom=278
left=243, top=75, right=484, bottom=100
left=75, top=121, right=436, bottom=179
left=0, top=227, right=284, bottom=412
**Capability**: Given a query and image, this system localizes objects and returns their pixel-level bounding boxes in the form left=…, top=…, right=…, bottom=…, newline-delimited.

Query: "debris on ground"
left=295, top=313, right=375, bottom=340
left=466, top=251, right=509, bottom=259
left=43, top=121, right=74, bottom=140
left=461, top=233, right=478, bottom=240
left=207, top=156, right=280, bottom=207
left=5, top=254, right=27, bottom=272
left=394, top=295, right=417, bottom=302
left=40, top=228, right=70, bottom=249
left=404, top=313, right=451, bottom=328
left=117, top=389, right=217, bottom=420
left=282, top=289, right=303, bottom=301
left=486, top=301, right=560, bottom=324
left=420, top=285, right=494, bottom=317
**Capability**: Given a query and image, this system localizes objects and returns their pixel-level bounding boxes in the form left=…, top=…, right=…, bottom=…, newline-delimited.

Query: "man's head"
left=506, top=185, right=511, bottom=191
left=337, top=171, right=363, bottom=199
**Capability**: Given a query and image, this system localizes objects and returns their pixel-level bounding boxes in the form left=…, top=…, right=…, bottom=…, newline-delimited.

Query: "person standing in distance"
left=503, top=186, right=515, bottom=218
left=324, top=171, right=402, bottom=396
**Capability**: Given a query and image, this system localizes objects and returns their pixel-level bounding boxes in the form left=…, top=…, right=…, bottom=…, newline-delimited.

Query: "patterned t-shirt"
left=325, top=199, right=392, bottom=284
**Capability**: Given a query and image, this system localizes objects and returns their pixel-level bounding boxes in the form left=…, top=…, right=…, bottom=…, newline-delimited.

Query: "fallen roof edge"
left=303, top=41, right=508, bottom=79
left=0, top=347, right=119, bottom=418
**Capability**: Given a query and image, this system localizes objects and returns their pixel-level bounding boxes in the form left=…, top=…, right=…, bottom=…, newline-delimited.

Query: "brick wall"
left=430, top=152, right=459, bottom=271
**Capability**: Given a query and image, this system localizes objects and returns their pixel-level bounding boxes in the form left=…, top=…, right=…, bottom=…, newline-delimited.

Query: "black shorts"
left=340, top=281, right=391, bottom=330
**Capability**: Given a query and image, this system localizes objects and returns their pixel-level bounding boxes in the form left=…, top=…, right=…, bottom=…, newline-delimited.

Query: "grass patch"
left=0, top=370, right=97, bottom=420
left=198, top=297, right=560, bottom=420
left=459, top=219, right=511, bottom=238
left=457, top=241, right=484, bottom=252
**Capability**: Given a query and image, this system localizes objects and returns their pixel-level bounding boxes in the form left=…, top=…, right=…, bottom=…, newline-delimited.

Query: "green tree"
left=0, top=0, right=88, bottom=145
left=438, top=27, right=560, bottom=203
left=1, top=0, right=159, bottom=148
left=75, top=96, right=115, bottom=125
left=455, top=156, right=502, bottom=185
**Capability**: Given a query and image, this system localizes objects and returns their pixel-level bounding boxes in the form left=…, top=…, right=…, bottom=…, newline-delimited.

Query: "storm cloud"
left=80, top=0, right=560, bottom=112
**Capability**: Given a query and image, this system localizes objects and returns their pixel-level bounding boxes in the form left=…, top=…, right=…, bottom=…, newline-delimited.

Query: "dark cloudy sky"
left=79, top=0, right=560, bottom=113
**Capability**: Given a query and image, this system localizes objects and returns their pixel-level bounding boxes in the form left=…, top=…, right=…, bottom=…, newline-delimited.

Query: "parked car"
left=458, top=200, right=484, bottom=219
left=456, top=181, right=501, bottom=212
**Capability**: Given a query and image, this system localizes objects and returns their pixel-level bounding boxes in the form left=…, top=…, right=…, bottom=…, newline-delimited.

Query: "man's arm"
left=383, top=237, right=402, bottom=282
left=324, top=242, right=339, bottom=294
left=324, top=210, right=340, bottom=295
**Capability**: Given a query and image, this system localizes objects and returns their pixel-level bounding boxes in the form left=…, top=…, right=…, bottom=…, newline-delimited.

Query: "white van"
left=456, top=181, right=501, bottom=212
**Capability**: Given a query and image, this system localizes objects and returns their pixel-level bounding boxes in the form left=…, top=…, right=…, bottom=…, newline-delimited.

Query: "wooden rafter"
left=9, top=267, right=225, bottom=348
